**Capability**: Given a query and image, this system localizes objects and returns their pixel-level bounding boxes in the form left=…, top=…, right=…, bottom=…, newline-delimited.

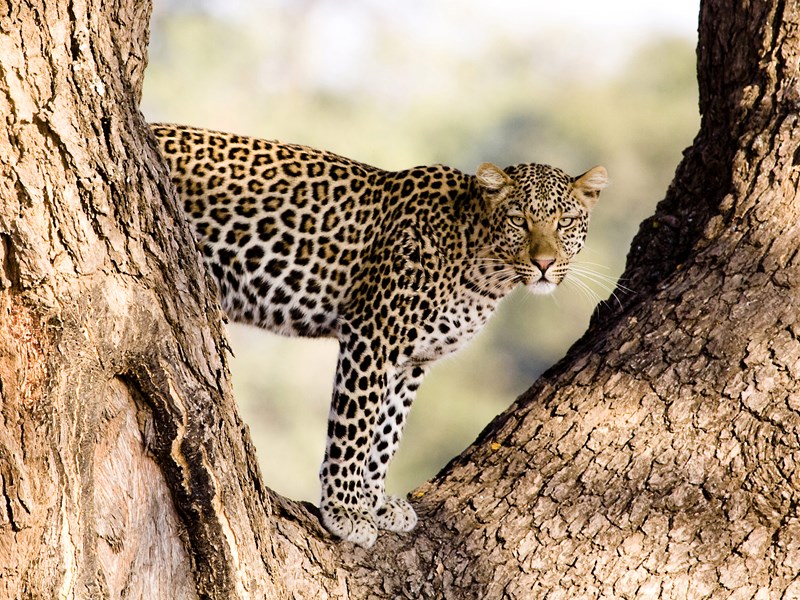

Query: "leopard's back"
left=152, top=124, right=381, bottom=337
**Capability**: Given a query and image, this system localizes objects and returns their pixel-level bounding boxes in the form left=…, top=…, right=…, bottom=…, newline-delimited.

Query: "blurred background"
left=142, top=0, right=700, bottom=504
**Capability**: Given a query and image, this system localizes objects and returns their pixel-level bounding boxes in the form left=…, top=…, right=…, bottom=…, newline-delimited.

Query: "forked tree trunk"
left=1, top=0, right=799, bottom=598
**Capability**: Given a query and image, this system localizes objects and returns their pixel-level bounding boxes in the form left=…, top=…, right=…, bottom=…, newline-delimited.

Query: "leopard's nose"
left=532, top=258, right=555, bottom=274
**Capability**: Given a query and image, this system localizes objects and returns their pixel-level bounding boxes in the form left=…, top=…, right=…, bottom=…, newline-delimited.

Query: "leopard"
left=150, top=123, right=608, bottom=548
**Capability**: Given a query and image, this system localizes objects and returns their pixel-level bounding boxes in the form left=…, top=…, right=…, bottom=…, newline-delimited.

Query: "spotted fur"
left=151, top=124, right=607, bottom=547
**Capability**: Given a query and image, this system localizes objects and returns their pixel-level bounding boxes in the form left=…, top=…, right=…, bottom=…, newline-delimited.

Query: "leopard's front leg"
left=319, top=323, right=387, bottom=548
left=362, top=364, right=428, bottom=532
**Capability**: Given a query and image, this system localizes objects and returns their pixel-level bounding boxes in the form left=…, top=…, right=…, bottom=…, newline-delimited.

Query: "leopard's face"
left=477, top=162, right=608, bottom=295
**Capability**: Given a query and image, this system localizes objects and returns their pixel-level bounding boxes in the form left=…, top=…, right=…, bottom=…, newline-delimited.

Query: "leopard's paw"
left=373, top=495, right=417, bottom=532
left=320, top=503, right=378, bottom=548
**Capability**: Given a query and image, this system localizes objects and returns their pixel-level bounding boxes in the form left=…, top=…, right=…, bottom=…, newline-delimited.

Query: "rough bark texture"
left=2, top=0, right=799, bottom=598
left=0, top=1, right=282, bottom=597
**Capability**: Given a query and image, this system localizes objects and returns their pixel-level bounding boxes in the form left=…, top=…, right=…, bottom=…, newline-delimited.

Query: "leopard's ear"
left=573, top=166, right=608, bottom=209
left=476, top=163, right=512, bottom=209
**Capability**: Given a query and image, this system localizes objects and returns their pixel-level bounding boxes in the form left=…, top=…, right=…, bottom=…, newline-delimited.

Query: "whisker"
left=568, top=269, right=619, bottom=288
left=478, top=269, right=522, bottom=295
left=561, top=280, right=592, bottom=306
left=571, top=259, right=613, bottom=269
left=482, top=273, right=520, bottom=289
left=570, top=262, right=634, bottom=287
left=567, top=264, right=615, bottom=276
left=569, top=272, right=634, bottom=298
left=565, top=267, right=628, bottom=307
left=575, top=281, right=605, bottom=307
left=567, top=264, right=635, bottom=297
left=571, top=276, right=619, bottom=303
left=562, top=277, right=603, bottom=306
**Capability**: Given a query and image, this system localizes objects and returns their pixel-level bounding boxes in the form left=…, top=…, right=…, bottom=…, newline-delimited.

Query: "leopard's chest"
left=404, top=295, right=495, bottom=364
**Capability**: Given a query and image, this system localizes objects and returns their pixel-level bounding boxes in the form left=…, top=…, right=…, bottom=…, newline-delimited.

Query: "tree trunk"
left=0, top=1, right=280, bottom=597
left=2, top=0, right=799, bottom=598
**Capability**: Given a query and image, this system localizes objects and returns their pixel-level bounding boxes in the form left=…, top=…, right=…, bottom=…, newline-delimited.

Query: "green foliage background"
left=142, top=1, right=700, bottom=503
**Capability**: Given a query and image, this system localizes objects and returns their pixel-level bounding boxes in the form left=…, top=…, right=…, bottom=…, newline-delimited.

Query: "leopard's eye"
left=558, top=216, right=576, bottom=229
left=508, top=215, right=527, bottom=228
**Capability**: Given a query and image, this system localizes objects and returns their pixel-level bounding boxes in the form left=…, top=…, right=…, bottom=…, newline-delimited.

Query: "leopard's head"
left=476, top=162, right=607, bottom=295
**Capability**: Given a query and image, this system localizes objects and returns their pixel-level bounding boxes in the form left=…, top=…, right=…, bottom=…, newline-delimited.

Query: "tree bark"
left=2, top=0, right=799, bottom=598
left=0, top=1, right=280, bottom=597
